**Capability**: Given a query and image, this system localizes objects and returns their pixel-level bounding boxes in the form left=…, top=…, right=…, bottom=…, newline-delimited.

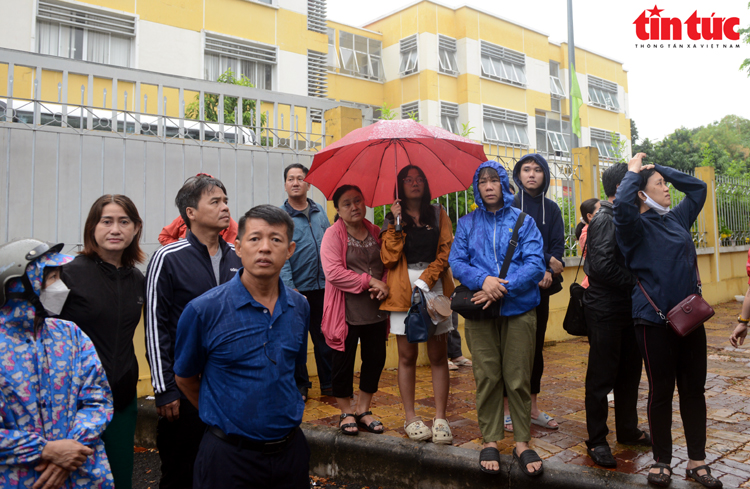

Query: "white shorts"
left=390, top=264, right=454, bottom=336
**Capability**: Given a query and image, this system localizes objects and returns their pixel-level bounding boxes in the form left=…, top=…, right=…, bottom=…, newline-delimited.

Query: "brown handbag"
left=637, top=262, right=714, bottom=337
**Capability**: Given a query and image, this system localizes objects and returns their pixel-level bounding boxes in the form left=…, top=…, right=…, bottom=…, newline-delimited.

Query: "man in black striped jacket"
left=145, top=174, right=242, bottom=489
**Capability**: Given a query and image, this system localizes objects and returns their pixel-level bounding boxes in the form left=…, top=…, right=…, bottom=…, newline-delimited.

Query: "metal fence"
left=0, top=48, right=360, bottom=265
left=716, top=175, right=750, bottom=247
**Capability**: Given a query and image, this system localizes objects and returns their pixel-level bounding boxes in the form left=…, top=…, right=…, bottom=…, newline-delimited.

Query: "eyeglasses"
left=263, top=342, right=277, bottom=365
left=404, top=177, right=425, bottom=185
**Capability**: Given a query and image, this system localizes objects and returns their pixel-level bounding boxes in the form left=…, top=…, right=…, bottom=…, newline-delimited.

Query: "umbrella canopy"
left=306, top=119, right=487, bottom=207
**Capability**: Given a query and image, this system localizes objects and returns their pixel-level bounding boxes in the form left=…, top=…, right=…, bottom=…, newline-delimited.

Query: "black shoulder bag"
left=562, top=241, right=588, bottom=336
left=450, top=212, right=527, bottom=320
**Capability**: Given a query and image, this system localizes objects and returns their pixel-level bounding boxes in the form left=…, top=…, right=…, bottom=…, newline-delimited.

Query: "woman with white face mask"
left=58, top=194, right=145, bottom=489
left=613, top=154, right=719, bottom=489
left=0, top=239, right=114, bottom=488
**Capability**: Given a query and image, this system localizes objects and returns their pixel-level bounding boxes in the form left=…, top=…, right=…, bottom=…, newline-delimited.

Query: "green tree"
left=630, top=119, right=639, bottom=146
left=377, top=102, right=397, bottom=120
left=185, top=69, right=266, bottom=128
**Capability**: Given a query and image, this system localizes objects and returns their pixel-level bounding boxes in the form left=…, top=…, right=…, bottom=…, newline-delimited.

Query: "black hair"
left=391, top=165, right=436, bottom=229
left=575, top=222, right=585, bottom=240
left=175, top=175, right=228, bottom=230
left=580, top=198, right=599, bottom=225
left=637, top=168, right=660, bottom=205
left=237, top=205, right=294, bottom=242
left=284, top=163, right=309, bottom=181
left=477, top=166, right=500, bottom=181
left=332, top=185, right=364, bottom=222
left=601, top=163, right=628, bottom=198
left=332, top=185, right=363, bottom=208
left=508, top=182, right=516, bottom=194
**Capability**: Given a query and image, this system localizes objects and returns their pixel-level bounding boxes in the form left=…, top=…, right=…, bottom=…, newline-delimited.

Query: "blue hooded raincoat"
left=0, top=251, right=114, bottom=488
left=449, top=160, right=546, bottom=317
left=512, top=153, right=566, bottom=272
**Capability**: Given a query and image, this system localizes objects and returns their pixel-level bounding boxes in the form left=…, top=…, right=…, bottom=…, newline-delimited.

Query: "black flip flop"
left=647, top=463, right=672, bottom=487
left=479, top=447, right=501, bottom=474
left=355, top=411, right=384, bottom=434
left=513, top=447, right=544, bottom=477
left=339, top=413, right=358, bottom=436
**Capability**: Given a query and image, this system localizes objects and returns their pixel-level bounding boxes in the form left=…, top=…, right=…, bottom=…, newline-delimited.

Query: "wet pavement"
left=303, top=301, right=750, bottom=488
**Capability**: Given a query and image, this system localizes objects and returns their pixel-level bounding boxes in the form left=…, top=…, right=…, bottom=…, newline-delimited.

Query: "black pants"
left=447, top=312, right=463, bottom=359
left=193, top=428, right=310, bottom=489
left=584, top=307, right=643, bottom=447
left=530, top=292, right=550, bottom=394
left=157, top=399, right=206, bottom=489
left=331, top=320, right=387, bottom=398
left=635, top=323, right=708, bottom=465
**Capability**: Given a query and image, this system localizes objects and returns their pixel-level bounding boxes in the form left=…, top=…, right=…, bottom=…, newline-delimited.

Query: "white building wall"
left=459, top=102, right=482, bottom=141
left=418, top=32, right=437, bottom=74
left=277, top=0, right=306, bottom=15
left=382, top=43, right=399, bottom=82
left=423, top=99, right=439, bottom=127
left=277, top=50, right=308, bottom=96
left=0, top=0, right=36, bottom=52
left=526, top=57, right=549, bottom=95
left=137, top=21, right=202, bottom=79
left=457, top=38, right=480, bottom=76
left=580, top=126, right=591, bottom=147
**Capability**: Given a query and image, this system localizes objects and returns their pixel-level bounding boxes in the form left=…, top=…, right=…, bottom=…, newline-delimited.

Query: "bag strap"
left=499, top=212, right=526, bottom=279
left=637, top=280, right=666, bottom=321
left=573, top=240, right=588, bottom=284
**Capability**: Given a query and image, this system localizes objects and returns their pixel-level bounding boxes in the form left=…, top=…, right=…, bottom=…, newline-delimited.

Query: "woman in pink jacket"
left=321, top=185, right=390, bottom=436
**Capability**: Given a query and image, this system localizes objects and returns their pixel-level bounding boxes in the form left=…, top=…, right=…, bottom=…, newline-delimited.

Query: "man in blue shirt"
left=174, top=205, right=310, bottom=489
left=280, top=163, right=332, bottom=399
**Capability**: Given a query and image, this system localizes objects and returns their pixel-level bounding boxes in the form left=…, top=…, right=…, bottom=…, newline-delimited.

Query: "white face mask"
left=639, top=191, right=670, bottom=216
left=39, top=279, right=70, bottom=316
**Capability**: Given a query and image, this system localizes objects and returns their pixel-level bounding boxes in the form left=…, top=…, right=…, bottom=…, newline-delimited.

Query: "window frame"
left=203, top=33, right=277, bottom=90
left=438, top=35, right=458, bottom=76
left=587, top=76, right=620, bottom=112
left=482, top=105, right=529, bottom=147
left=479, top=41, right=527, bottom=88
left=590, top=128, right=620, bottom=160
left=36, top=0, right=135, bottom=67
left=440, top=101, right=459, bottom=134
left=336, top=31, right=382, bottom=82
left=399, top=34, right=419, bottom=76
left=402, top=101, right=419, bottom=121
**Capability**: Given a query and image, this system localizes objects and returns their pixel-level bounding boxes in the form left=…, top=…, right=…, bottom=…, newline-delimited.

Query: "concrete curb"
left=135, top=399, right=725, bottom=488
left=303, top=423, right=718, bottom=489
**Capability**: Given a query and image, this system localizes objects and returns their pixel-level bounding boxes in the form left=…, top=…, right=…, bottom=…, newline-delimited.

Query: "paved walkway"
left=303, top=301, right=750, bottom=488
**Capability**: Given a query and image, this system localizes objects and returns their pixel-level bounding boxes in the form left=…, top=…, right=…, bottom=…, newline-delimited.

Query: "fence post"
left=572, top=147, right=600, bottom=249
left=694, top=166, right=720, bottom=283
left=323, top=106, right=363, bottom=223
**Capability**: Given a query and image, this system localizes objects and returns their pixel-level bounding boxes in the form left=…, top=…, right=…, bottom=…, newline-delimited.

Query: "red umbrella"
left=305, top=119, right=487, bottom=208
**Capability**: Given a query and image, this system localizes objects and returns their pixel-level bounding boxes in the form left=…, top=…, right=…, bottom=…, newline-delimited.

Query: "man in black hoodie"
left=583, top=163, right=650, bottom=467
left=509, top=153, right=565, bottom=431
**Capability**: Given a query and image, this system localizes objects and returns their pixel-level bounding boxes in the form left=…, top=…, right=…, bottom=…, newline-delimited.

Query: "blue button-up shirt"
left=174, top=269, right=309, bottom=441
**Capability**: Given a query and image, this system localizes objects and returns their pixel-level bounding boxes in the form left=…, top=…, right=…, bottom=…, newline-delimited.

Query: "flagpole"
left=567, top=0, right=579, bottom=149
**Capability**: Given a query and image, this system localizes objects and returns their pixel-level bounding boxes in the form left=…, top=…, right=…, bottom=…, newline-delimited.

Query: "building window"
left=399, top=35, right=419, bottom=76
left=480, top=41, right=526, bottom=87
left=550, top=61, right=565, bottom=98
left=588, top=76, right=619, bottom=111
left=591, top=128, right=619, bottom=159
left=307, top=50, right=327, bottom=98
left=482, top=105, right=529, bottom=146
left=438, top=35, right=458, bottom=75
left=338, top=31, right=382, bottom=81
left=326, top=28, right=338, bottom=71
left=402, top=101, right=419, bottom=120
left=440, top=102, right=458, bottom=133
left=36, top=0, right=135, bottom=67
left=204, top=33, right=276, bottom=90
left=536, top=113, right=571, bottom=155
left=307, top=0, right=326, bottom=34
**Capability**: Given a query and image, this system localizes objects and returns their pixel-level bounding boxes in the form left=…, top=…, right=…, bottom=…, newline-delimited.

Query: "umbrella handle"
left=395, top=215, right=402, bottom=232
